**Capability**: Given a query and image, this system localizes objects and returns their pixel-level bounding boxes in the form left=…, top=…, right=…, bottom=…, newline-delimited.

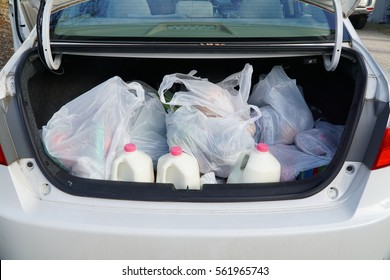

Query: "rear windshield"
left=50, top=0, right=337, bottom=41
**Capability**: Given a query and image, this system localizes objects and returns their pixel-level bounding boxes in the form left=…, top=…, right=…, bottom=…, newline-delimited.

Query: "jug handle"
left=159, top=158, right=174, bottom=184
left=110, top=157, right=121, bottom=181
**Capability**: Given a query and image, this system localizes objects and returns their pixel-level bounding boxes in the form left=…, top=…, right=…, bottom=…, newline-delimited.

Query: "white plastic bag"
left=129, top=82, right=169, bottom=168
left=268, top=144, right=330, bottom=182
left=43, top=77, right=168, bottom=179
left=160, top=63, right=254, bottom=120
left=267, top=121, right=343, bottom=182
left=159, top=64, right=261, bottom=178
left=295, top=121, right=344, bottom=159
left=249, top=66, right=314, bottom=145
left=200, top=172, right=217, bottom=186
left=166, top=106, right=259, bottom=178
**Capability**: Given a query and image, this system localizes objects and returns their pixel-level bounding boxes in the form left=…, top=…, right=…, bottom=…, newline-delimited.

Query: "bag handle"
left=247, top=105, right=262, bottom=124
left=159, top=71, right=198, bottom=105
left=126, top=82, right=145, bottom=101
left=235, top=105, right=262, bottom=126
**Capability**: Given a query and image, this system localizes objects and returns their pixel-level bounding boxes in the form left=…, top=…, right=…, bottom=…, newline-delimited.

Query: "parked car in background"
left=349, top=0, right=376, bottom=29
left=1, top=0, right=390, bottom=259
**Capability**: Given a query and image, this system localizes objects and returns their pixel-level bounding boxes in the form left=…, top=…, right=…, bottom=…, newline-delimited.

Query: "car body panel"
left=1, top=159, right=390, bottom=259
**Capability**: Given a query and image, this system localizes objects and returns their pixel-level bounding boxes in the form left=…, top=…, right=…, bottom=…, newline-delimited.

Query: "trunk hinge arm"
left=37, top=0, right=62, bottom=71
left=323, top=0, right=343, bottom=71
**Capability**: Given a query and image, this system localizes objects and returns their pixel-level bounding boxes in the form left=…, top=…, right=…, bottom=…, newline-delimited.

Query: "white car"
left=349, top=0, right=376, bottom=29
left=1, top=0, right=390, bottom=259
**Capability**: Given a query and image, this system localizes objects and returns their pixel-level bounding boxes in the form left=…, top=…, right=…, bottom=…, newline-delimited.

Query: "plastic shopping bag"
left=129, top=81, right=169, bottom=168
left=159, top=63, right=254, bottom=120
left=159, top=64, right=261, bottom=178
left=267, top=121, right=343, bottom=181
left=295, top=121, right=344, bottom=159
left=166, top=106, right=259, bottom=178
left=249, top=66, right=314, bottom=145
left=269, top=144, right=330, bottom=182
left=42, top=77, right=168, bottom=179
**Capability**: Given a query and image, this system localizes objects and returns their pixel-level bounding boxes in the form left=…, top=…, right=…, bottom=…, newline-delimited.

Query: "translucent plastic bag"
left=269, top=144, right=330, bottom=182
left=249, top=66, right=314, bottom=145
left=295, top=121, right=344, bottom=159
left=253, top=105, right=296, bottom=147
left=200, top=172, right=217, bottom=186
left=43, top=77, right=168, bottom=179
left=159, top=64, right=261, bottom=178
left=129, top=82, right=169, bottom=168
left=166, top=106, right=259, bottom=178
left=159, top=63, right=254, bottom=120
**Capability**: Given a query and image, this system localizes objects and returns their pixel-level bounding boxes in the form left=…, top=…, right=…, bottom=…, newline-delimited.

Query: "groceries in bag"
left=42, top=77, right=145, bottom=179
left=111, top=143, right=154, bottom=182
left=159, top=63, right=261, bottom=178
left=294, top=121, right=344, bottom=159
left=269, top=144, right=330, bottom=182
left=249, top=66, right=314, bottom=145
left=227, top=143, right=281, bottom=184
left=129, top=81, right=169, bottom=168
left=266, top=121, right=344, bottom=182
left=42, top=77, right=168, bottom=180
left=156, top=146, right=201, bottom=190
left=42, top=67, right=341, bottom=184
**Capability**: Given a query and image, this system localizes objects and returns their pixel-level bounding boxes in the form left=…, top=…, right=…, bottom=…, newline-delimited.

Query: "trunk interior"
left=16, top=49, right=366, bottom=202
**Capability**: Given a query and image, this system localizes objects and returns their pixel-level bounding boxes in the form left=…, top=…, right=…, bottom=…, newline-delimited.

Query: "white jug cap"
left=256, top=143, right=268, bottom=152
left=170, top=146, right=183, bottom=156
left=124, top=143, right=137, bottom=152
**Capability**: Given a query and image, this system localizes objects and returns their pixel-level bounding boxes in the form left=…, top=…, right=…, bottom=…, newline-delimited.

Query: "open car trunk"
left=15, top=49, right=366, bottom=202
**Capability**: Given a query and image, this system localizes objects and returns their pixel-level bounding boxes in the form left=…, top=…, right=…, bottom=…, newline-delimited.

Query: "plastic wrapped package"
left=159, top=63, right=261, bottom=178
left=42, top=77, right=168, bottom=179
left=249, top=66, right=314, bottom=145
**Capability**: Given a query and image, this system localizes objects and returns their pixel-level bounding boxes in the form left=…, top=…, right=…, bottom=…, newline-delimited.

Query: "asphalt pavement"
left=357, top=24, right=390, bottom=73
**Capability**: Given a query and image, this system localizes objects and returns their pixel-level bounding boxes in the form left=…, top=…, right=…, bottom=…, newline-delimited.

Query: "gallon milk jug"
left=111, top=143, right=154, bottom=182
left=227, top=143, right=281, bottom=183
left=156, top=146, right=201, bottom=190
